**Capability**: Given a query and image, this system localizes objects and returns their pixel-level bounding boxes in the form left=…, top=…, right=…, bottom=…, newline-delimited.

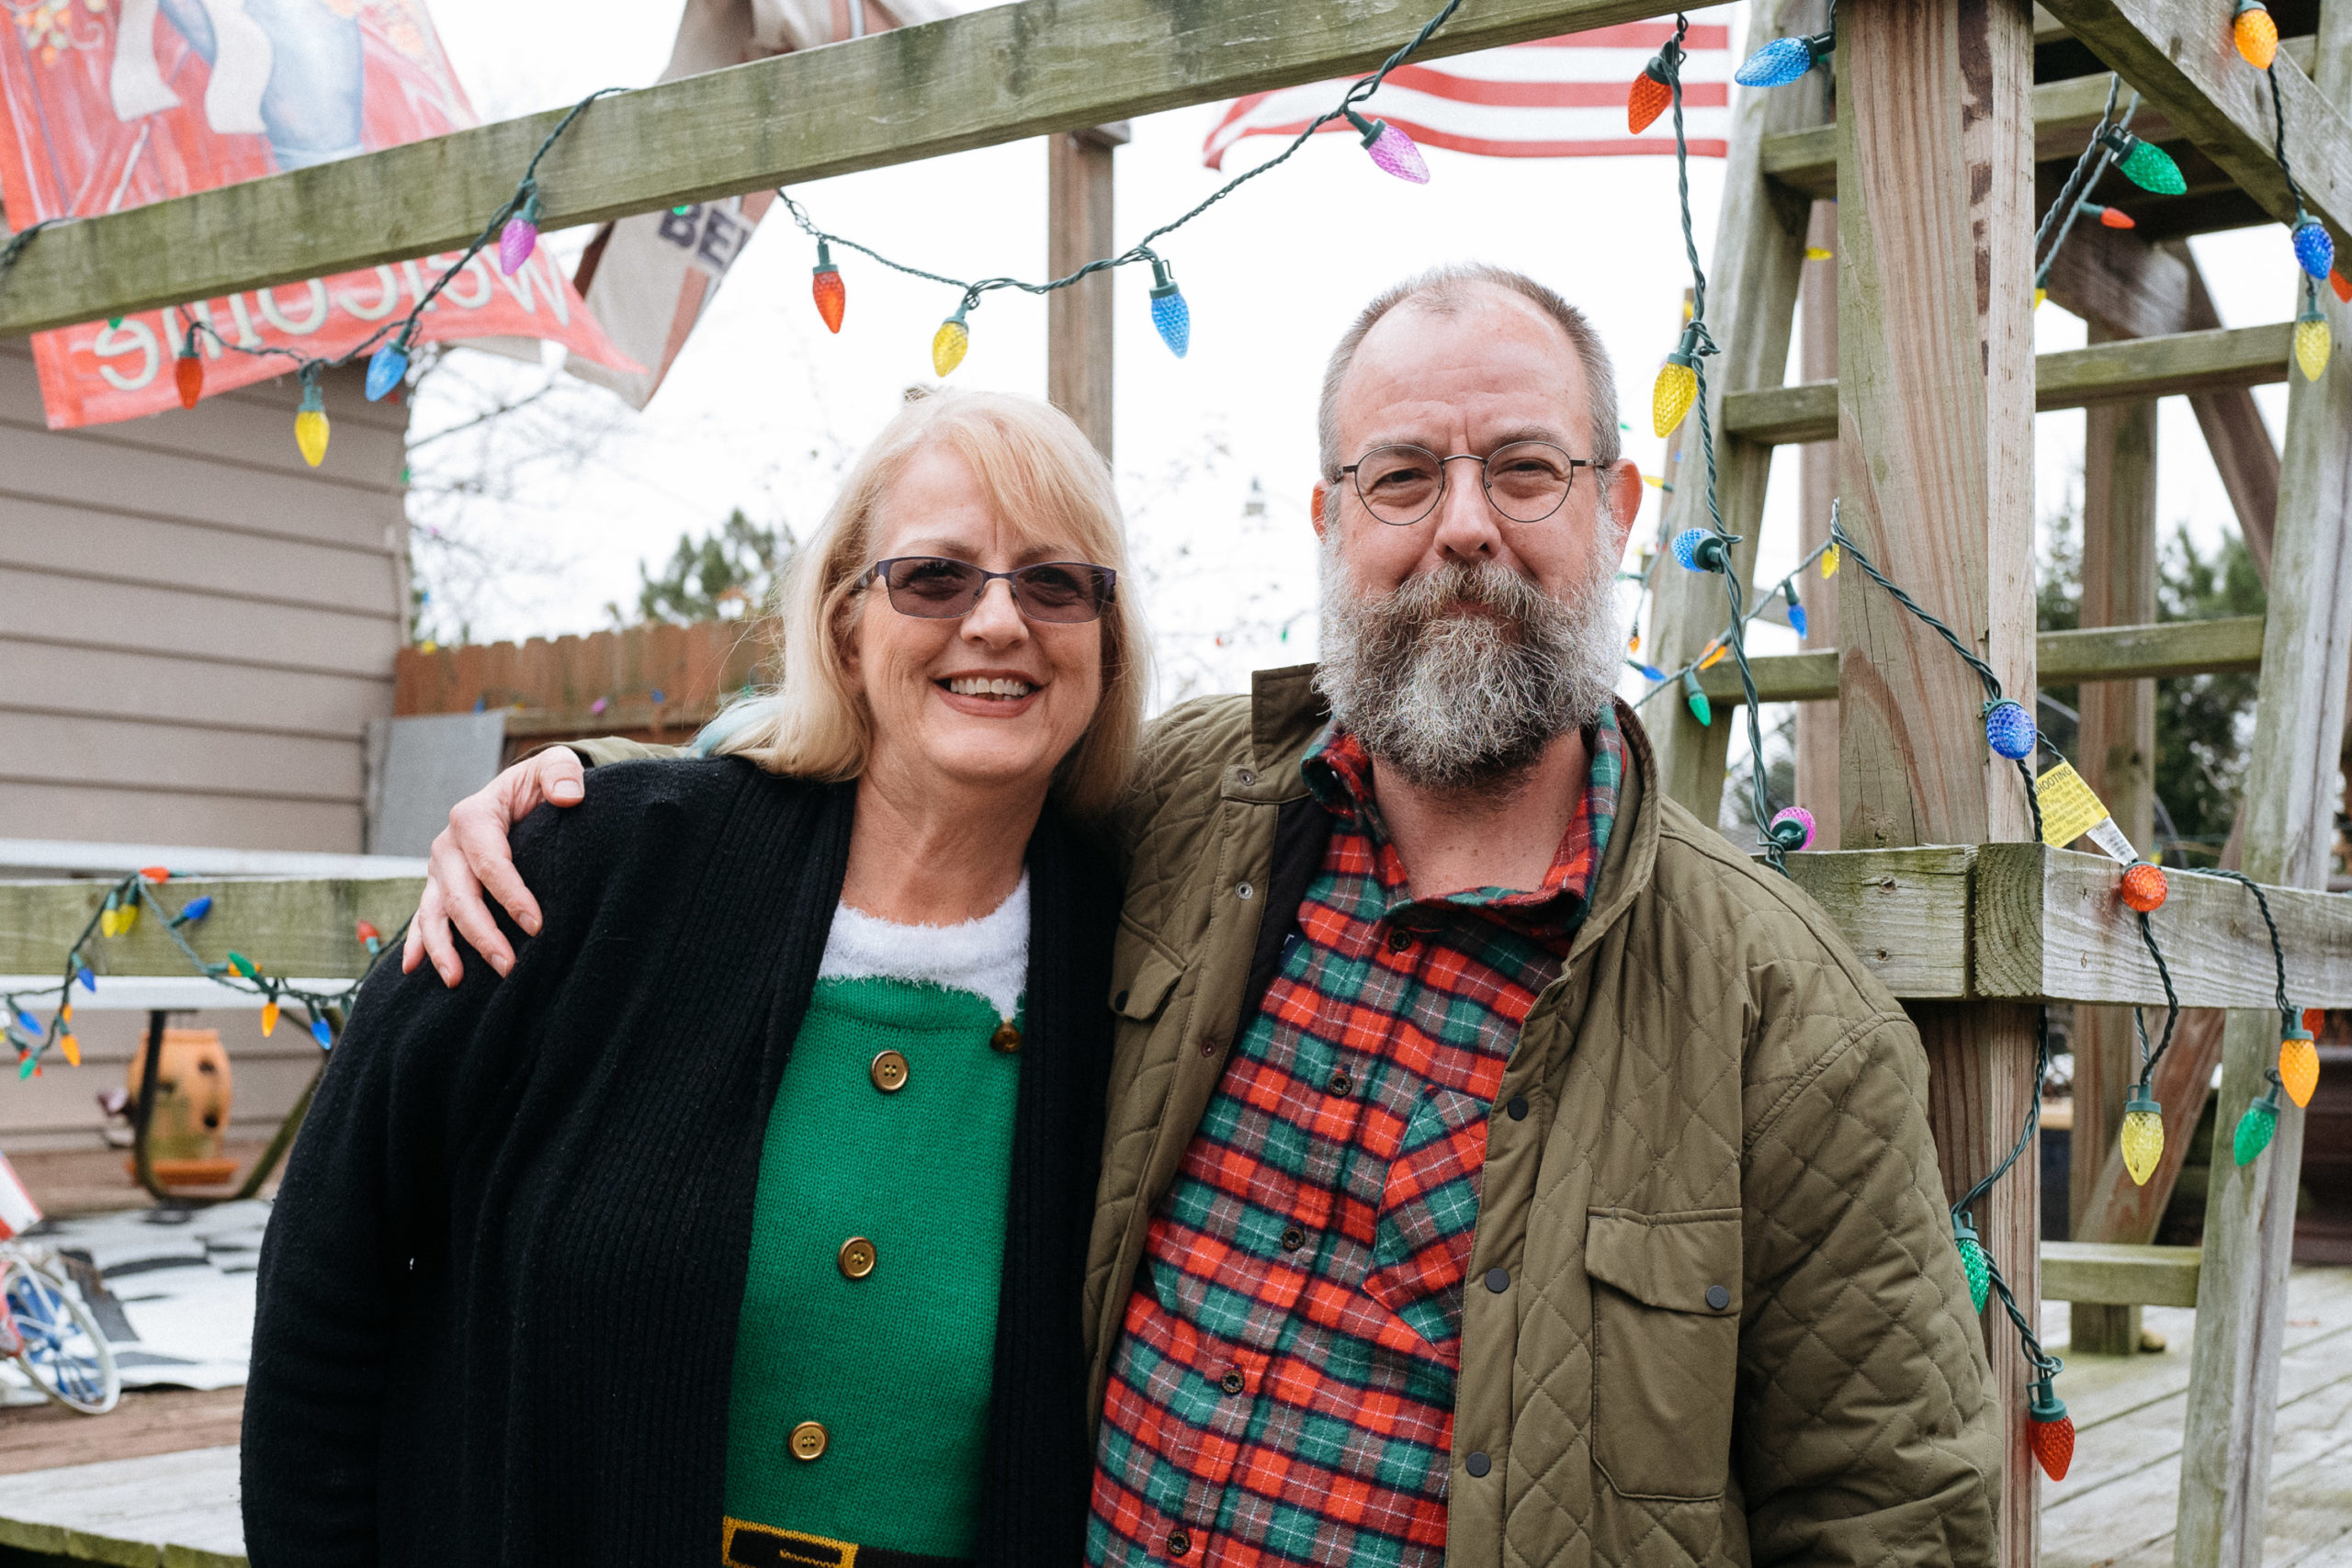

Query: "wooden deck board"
left=0, top=1271, right=2341, bottom=1565
left=2044, top=1267, right=2352, bottom=1568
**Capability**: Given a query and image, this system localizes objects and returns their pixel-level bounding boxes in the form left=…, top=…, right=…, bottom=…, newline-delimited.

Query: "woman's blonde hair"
left=707, top=389, right=1149, bottom=820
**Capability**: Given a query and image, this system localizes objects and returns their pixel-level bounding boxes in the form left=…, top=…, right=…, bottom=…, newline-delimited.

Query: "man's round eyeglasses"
left=861, top=557, right=1118, bottom=624
left=1340, top=440, right=1595, bottom=526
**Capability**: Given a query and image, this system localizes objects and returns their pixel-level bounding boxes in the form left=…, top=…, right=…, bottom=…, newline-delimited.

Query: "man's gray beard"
left=1313, top=529, right=1624, bottom=794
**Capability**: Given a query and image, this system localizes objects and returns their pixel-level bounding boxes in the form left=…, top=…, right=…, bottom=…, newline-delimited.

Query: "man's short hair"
left=1317, top=264, right=1623, bottom=510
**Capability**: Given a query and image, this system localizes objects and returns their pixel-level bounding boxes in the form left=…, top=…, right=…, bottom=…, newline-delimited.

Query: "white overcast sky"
left=414, top=1, right=2297, bottom=710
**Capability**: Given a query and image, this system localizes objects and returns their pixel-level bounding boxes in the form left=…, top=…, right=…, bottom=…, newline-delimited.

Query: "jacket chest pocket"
left=1585, top=1209, right=1741, bottom=1502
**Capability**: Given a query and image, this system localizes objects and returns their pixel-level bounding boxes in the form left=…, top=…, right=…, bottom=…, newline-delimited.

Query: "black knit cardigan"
left=243, top=760, right=1117, bottom=1567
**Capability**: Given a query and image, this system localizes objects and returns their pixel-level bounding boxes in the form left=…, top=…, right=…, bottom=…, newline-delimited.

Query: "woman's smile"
left=936, top=670, right=1046, bottom=716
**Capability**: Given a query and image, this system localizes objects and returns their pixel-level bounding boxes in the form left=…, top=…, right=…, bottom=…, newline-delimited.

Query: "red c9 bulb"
left=811, top=239, right=845, bottom=334
left=1628, top=64, right=1672, bottom=134
left=2120, top=862, right=2168, bottom=913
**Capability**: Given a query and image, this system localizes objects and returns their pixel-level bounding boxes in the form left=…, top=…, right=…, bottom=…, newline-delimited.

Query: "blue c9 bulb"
left=1672, top=527, right=1727, bottom=573
left=1148, top=255, right=1191, bottom=358
left=365, top=341, right=409, bottom=402
left=1984, top=699, right=2036, bottom=760
left=2292, top=217, right=2335, bottom=281
left=1735, top=31, right=1829, bottom=88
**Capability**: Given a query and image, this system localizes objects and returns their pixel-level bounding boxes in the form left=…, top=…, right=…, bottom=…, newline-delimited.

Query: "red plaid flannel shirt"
left=1088, top=713, right=1624, bottom=1566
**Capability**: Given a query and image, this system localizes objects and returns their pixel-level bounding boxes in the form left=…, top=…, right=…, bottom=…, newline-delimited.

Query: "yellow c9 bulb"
left=293, top=372, right=330, bottom=468
left=933, top=310, right=970, bottom=378
left=2294, top=310, right=2332, bottom=382
left=1653, top=357, right=1697, bottom=437
left=2120, top=1090, right=2165, bottom=1186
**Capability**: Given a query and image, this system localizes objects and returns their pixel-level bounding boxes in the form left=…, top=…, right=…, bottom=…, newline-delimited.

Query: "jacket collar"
left=1241, top=663, right=1663, bottom=958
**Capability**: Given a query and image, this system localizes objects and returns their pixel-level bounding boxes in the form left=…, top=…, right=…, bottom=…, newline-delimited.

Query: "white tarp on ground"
left=2, top=1202, right=264, bottom=1404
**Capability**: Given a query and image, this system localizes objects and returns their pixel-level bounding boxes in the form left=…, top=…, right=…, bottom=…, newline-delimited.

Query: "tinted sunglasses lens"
left=1011, top=564, right=1111, bottom=623
left=881, top=558, right=985, bottom=616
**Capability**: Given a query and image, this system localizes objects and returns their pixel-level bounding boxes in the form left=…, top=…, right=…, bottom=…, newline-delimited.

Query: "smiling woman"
left=711, top=389, right=1150, bottom=827
left=243, top=389, right=1141, bottom=1568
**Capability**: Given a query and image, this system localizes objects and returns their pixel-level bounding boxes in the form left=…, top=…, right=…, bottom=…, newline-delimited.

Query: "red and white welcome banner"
left=1204, top=12, right=1736, bottom=170
left=0, top=0, right=633, bottom=429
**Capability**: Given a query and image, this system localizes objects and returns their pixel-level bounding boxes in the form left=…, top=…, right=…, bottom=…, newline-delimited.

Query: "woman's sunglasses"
left=862, top=557, right=1118, bottom=625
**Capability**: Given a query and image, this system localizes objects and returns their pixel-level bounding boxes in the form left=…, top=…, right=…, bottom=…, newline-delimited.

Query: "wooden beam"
left=1693, top=615, right=2267, bottom=705
left=2177, top=7, right=2352, bottom=1561
left=1048, top=124, right=1125, bottom=460
left=2072, top=317, right=2160, bottom=1356
left=1642, top=0, right=1825, bottom=824
left=1836, top=5, right=2041, bottom=1557
left=0, top=0, right=1652, bottom=338
left=1764, top=843, right=2352, bottom=1008
left=1794, top=200, right=1841, bottom=847
left=2041, top=225, right=2281, bottom=576
left=2038, top=0, right=2352, bottom=255
left=1973, top=842, right=2352, bottom=1009
left=0, top=878, right=421, bottom=979
left=2040, top=1241, right=2202, bottom=1307
left=1759, top=39, right=2318, bottom=197
left=1724, top=322, right=2294, bottom=446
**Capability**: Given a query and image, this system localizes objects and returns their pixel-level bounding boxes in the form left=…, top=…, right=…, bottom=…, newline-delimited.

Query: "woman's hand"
left=401, top=749, right=586, bottom=985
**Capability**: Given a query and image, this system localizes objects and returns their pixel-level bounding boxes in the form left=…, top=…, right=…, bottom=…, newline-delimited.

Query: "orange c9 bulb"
left=2279, top=1027, right=2319, bottom=1108
left=2120, top=862, right=2167, bottom=913
left=2233, top=1, right=2278, bottom=69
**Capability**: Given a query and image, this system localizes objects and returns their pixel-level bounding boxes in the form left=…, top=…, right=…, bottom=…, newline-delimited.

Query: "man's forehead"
left=1338, top=290, right=1590, bottom=437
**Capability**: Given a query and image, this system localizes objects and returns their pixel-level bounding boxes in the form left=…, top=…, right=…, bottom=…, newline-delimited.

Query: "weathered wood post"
left=1793, top=197, right=1839, bottom=845
left=2176, top=11, right=2352, bottom=1562
left=1047, top=123, right=1127, bottom=461
left=2072, top=321, right=2160, bottom=1358
left=1834, top=3, right=2041, bottom=1562
left=1645, top=0, right=1825, bottom=821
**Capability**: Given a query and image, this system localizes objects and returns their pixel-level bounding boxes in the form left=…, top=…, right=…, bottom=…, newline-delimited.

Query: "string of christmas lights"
left=1633, top=13, right=1807, bottom=876
left=0, top=86, right=626, bottom=468
left=1, top=870, right=399, bottom=1080
left=769, top=0, right=1464, bottom=375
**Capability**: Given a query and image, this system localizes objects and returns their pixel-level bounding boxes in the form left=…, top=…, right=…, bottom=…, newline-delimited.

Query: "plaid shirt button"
left=1221, top=1369, right=1245, bottom=1394
left=1281, top=1226, right=1306, bottom=1251
left=1166, top=1529, right=1193, bottom=1557
left=1329, top=1069, right=1353, bottom=1095
left=1385, top=926, right=1414, bottom=953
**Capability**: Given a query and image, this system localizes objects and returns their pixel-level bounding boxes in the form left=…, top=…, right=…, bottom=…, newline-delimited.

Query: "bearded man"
left=403, top=265, right=2001, bottom=1566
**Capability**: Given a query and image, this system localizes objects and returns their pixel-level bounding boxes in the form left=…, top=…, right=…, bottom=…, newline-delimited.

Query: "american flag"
left=1203, top=10, right=1738, bottom=170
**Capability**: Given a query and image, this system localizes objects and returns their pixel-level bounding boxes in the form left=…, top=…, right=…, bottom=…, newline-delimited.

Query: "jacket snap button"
left=1485, top=1268, right=1510, bottom=1293
left=1237, top=882, right=1255, bottom=900
left=1506, top=1096, right=1529, bottom=1121
left=1707, top=1284, right=1732, bottom=1311
left=1237, top=768, right=1255, bottom=785
left=1282, top=1226, right=1306, bottom=1252
left=1166, top=1529, right=1193, bottom=1557
left=1201, top=1036, right=1220, bottom=1057
left=1221, top=1369, right=1244, bottom=1394
left=1466, top=1450, right=1492, bottom=1478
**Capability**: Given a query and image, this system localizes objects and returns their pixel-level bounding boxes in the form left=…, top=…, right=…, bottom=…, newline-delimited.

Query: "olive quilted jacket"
left=571, top=666, right=2001, bottom=1565
left=1083, top=666, right=2001, bottom=1568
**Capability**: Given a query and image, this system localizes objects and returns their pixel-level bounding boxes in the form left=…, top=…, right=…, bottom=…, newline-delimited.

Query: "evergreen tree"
left=626, top=510, right=793, bottom=625
left=2036, top=502, right=2264, bottom=864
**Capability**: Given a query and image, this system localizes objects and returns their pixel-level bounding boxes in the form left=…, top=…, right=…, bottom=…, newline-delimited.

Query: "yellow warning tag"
left=2036, top=760, right=2138, bottom=864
